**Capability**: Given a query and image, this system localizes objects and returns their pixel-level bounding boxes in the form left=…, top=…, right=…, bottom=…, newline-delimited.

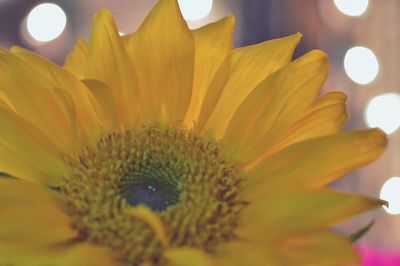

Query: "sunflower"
left=0, top=0, right=387, bottom=265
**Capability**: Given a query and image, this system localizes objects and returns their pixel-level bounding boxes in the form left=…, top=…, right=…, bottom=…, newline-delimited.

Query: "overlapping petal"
left=128, top=0, right=195, bottom=123
left=10, top=46, right=103, bottom=148
left=243, top=129, right=387, bottom=201
left=184, top=16, right=235, bottom=125
left=198, top=33, right=301, bottom=138
left=87, top=9, right=139, bottom=127
left=63, top=37, right=88, bottom=79
left=0, top=49, right=78, bottom=155
left=0, top=1, right=388, bottom=265
left=237, top=189, right=385, bottom=242
left=223, top=50, right=329, bottom=163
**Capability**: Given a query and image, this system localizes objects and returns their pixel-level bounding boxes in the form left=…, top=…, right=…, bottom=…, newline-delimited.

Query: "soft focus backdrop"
left=0, top=0, right=399, bottom=261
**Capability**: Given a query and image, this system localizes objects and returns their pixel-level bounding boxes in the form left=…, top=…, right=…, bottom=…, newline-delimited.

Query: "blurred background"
left=0, top=0, right=399, bottom=263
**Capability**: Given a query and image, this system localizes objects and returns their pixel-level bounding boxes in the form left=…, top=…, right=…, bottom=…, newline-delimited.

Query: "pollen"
left=61, top=124, right=246, bottom=265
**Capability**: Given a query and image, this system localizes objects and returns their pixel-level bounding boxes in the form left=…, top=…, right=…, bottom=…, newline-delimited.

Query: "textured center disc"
left=61, top=124, right=246, bottom=265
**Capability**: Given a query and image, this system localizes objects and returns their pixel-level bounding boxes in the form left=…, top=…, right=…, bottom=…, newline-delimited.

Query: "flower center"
left=119, top=175, right=179, bottom=211
left=61, top=124, right=246, bottom=265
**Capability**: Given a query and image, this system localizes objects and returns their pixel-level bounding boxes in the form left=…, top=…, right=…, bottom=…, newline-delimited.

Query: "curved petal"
left=0, top=181, right=117, bottom=266
left=223, top=50, right=329, bottom=163
left=276, top=231, right=359, bottom=266
left=198, top=33, right=301, bottom=138
left=237, top=189, right=385, bottom=242
left=184, top=16, right=235, bottom=125
left=10, top=46, right=103, bottom=149
left=0, top=107, right=66, bottom=185
left=243, top=129, right=387, bottom=201
left=0, top=142, right=58, bottom=185
left=214, top=241, right=284, bottom=266
left=87, top=9, right=140, bottom=127
left=126, top=206, right=169, bottom=248
left=164, top=247, right=211, bottom=266
left=0, top=243, right=120, bottom=266
left=128, top=0, right=195, bottom=123
left=63, top=37, right=88, bottom=79
left=246, top=91, right=347, bottom=169
left=0, top=49, right=79, bottom=155
left=0, top=179, right=76, bottom=245
left=82, top=79, right=120, bottom=131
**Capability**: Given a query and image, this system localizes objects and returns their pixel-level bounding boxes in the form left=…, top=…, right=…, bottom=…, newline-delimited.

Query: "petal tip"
left=93, top=8, right=114, bottom=23
left=370, top=127, right=388, bottom=147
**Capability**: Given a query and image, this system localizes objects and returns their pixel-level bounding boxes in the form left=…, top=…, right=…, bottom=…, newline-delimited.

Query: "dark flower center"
left=120, top=176, right=180, bottom=211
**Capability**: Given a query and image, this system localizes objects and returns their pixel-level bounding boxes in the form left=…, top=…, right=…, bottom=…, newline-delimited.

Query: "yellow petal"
left=63, top=37, right=88, bottom=79
left=277, top=231, right=359, bottom=266
left=10, top=46, right=103, bottom=149
left=184, top=16, right=235, bottom=125
left=87, top=9, right=139, bottom=127
left=223, top=50, right=329, bottom=163
left=237, top=189, right=385, bottom=242
left=243, top=129, right=387, bottom=201
left=0, top=107, right=66, bottom=185
left=0, top=179, right=76, bottom=245
left=126, top=206, right=169, bottom=248
left=0, top=142, right=56, bottom=184
left=247, top=91, right=347, bottom=169
left=164, top=247, right=211, bottom=266
left=0, top=49, right=79, bottom=155
left=0, top=243, right=120, bottom=266
left=214, top=241, right=284, bottom=266
left=128, top=0, right=195, bottom=123
left=198, top=33, right=301, bottom=138
left=83, top=79, right=120, bottom=130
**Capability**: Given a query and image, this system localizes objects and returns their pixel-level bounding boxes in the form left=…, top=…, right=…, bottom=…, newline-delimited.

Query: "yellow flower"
left=0, top=0, right=387, bottom=265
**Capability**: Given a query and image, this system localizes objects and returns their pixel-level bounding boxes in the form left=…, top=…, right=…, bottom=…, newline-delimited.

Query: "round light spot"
left=178, top=0, right=213, bottom=21
left=364, top=93, right=400, bottom=134
left=380, top=177, right=400, bottom=215
left=333, top=0, right=369, bottom=17
left=27, top=3, right=67, bottom=42
left=344, top=46, right=379, bottom=85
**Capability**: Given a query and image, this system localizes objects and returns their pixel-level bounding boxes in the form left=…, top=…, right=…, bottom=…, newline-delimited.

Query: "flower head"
left=0, top=0, right=387, bottom=265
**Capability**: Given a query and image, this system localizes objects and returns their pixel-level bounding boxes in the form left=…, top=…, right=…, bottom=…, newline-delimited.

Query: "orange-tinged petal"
left=237, top=189, right=385, bottom=242
left=164, top=247, right=211, bottom=266
left=128, top=0, right=195, bottom=123
left=63, top=37, right=88, bottom=79
left=87, top=9, right=139, bottom=127
left=243, top=129, right=387, bottom=201
left=199, top=33, right=301, bottom=138
left=276, top=231, right=359, bottom=266
left=223, top=50, right=329, bottom=163
left=0, top=179, right=76, bottom=245
left=184, top=16, right=235, bottom=125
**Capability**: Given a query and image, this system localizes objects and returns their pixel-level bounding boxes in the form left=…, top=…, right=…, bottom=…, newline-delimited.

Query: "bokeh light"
left=178, top=0, right=213, bottom=21
left=380, top=177, right=400, bottom=215
left=333, top=0, right=369, bottom=17
left=364, top=93, right=400, bottom=134
left=26, top=3, right=67, bottom=42
left=344, top=46, right=379, bottom=85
